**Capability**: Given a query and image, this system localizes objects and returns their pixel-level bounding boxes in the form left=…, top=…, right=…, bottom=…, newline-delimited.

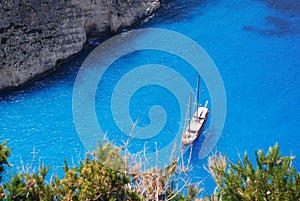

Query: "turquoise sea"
left=1, top=0, right=300, bottom=194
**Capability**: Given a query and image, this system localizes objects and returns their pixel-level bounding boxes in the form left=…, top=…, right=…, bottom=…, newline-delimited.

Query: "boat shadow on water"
left=182, top=123, right=215, bottom=163
left=191, top=128, right=210, bottom=160
left=188, top=103, right=214, bottom=160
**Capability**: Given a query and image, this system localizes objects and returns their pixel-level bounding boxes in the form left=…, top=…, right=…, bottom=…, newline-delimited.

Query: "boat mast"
left=205, top=100, right=208, bottom=108
left=188, top=92, right=192, bottom=132
left=196, top=74, right=200, bottom=117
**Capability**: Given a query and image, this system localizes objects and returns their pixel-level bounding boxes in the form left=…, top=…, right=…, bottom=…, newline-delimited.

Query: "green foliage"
left=0, top=141, right=11, bottom=199
left=0, top=141, right=11, bottom=182
left=0, top=140, right=199, bottom=200
left=207, top=143, right=300, bottom=201
left=95, top=141, right=127, bottom=173
left=57, top=156, right=140, bottom=201
left=2, top=140, right=299, bottom=201
left=5, top=165, right=55, bottom=201
left=4, top=156, right=140, bottom=201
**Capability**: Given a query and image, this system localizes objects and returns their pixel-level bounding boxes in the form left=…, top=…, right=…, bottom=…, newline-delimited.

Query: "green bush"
left=207, top=143, right=300, bottom=201
left=3, top=155, right=140, bottom=201
left=0, top=141, right=11, bottom=182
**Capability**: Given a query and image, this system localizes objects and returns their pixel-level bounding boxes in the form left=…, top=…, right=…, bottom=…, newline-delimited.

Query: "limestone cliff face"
left=0, top=0, right=160, bottom=90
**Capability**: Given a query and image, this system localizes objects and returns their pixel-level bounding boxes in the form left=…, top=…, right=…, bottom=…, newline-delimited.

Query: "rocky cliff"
left=0, top=0, right=160, bottom=90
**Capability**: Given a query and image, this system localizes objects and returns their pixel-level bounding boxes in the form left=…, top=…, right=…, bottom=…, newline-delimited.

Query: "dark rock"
left=0, top=0, right=160, bottom=89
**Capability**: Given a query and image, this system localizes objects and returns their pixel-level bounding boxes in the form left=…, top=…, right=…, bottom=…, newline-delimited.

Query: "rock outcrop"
left=0, top=0, right=160, bottom=90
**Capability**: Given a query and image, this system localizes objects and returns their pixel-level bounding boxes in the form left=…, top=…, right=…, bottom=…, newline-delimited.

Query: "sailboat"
left=181, top=75, right=209, bottom=145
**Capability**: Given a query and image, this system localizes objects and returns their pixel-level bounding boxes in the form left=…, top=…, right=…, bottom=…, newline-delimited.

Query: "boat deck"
left=182, top=106, right=209, bottom=144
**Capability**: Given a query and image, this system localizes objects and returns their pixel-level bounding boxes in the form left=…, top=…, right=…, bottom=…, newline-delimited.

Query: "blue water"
left=1, top=0, right=300, bottom=195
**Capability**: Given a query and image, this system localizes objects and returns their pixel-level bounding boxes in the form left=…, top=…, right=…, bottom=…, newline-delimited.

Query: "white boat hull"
left=181, top=106, right=209, bottom=145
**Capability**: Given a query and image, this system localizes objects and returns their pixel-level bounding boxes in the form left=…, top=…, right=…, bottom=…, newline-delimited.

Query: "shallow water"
left=1, top=0, right=300, bottom=194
